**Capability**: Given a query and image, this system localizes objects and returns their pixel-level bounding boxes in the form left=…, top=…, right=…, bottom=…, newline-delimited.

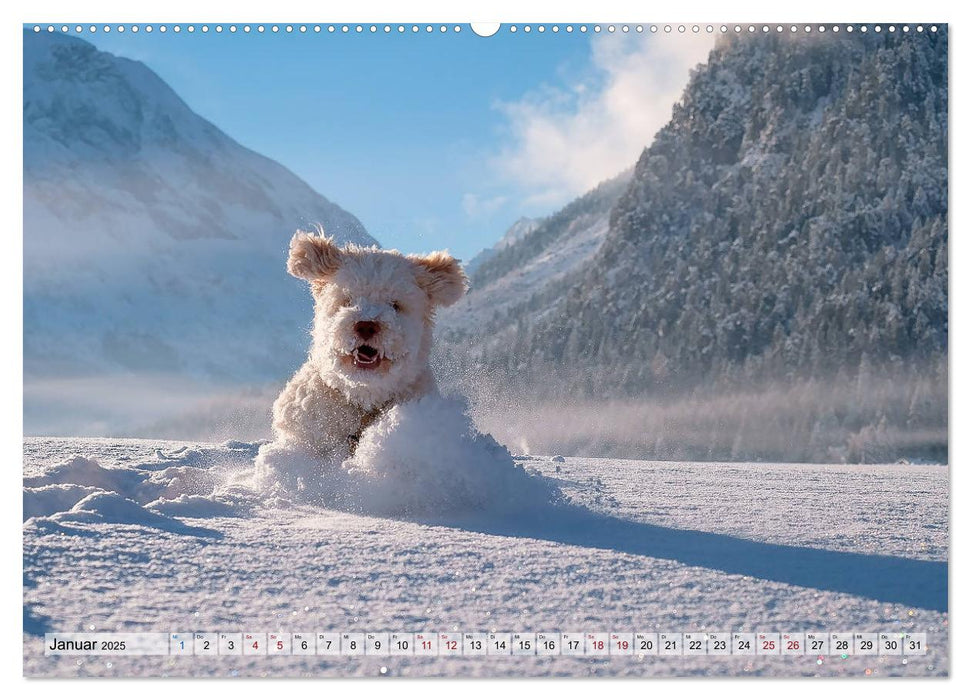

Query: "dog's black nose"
left=354, top=321, right=380, bottom=340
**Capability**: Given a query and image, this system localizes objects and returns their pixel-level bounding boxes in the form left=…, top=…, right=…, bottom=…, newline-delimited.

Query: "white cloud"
left=462, top=192, right=509, bottom=219
left=494, top=32, right=715, bottom=208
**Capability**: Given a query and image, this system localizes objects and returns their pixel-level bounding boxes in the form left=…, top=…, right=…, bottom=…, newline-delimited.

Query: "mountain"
left=23, top=31, right=376, bottom=388
left=442, top=29, right=947, bottom=391
left=437, top=171, right=631, bottom=338
left=463, top=217, right=541, bottom=276
left=437, top=30, right=947, bottom=463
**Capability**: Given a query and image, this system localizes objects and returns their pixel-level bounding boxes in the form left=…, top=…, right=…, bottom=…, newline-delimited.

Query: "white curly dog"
left=269, top=229, right=468, bottom=463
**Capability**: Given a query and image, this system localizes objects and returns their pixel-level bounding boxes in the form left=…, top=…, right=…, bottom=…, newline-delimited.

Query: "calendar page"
left=21, top=12, right=948, bottom=681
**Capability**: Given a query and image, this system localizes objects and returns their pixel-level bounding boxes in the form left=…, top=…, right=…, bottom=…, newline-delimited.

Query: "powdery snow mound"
left=255, top=396, right=560, bottom=517
left=145, top=494, right=241, bottom=518
left=343, top=397, right=559, bottom=515
left=23, top=456, right=142, bottom=494
left=52, top=491, right=201, bottom=533
left=22, top=441, right=265, bottom=534
left=23, top=483, right=103, bottom=520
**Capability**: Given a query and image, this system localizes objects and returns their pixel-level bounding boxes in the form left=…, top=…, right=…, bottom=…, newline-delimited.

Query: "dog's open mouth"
left=351, top=344, right=383, bottom=370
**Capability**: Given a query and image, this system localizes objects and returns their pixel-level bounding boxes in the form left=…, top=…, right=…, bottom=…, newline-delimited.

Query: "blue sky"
left=80, top=25, right=713, bottom=261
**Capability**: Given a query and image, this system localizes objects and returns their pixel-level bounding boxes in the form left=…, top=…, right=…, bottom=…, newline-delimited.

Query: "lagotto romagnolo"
left=270, top=229, right=468, bottom=460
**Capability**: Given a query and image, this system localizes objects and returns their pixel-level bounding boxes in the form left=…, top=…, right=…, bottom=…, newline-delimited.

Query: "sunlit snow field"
left=23, top=428, right=947, bottom=678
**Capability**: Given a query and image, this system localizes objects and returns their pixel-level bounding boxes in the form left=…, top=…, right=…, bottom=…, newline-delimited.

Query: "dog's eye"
left=391, top=301, right=402, bottom=313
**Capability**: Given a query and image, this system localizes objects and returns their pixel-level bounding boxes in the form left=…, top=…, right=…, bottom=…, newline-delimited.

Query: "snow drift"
left=23, top=445, right=263, bottom=537
left=24, top=397, right=560, bottom=532
left=256, top=396, right=559, bottom=516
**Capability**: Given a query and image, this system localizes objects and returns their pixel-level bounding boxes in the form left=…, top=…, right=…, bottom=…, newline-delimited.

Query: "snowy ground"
left=23, top=435, right=948, bottom=678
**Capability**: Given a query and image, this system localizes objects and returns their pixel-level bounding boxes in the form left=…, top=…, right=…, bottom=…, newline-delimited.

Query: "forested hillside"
left=439, top=29, right=948, bottom=463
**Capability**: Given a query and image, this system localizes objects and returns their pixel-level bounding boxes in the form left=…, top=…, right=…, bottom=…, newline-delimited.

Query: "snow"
left=23, top=483, right=102, bottom=520
left=254, top=397, right=557, bottom=517
left=23, top=424, right=948, bottom=677
left=439, top=216, right=611, bottom=335
left=464, top=217, right=541, bottom=275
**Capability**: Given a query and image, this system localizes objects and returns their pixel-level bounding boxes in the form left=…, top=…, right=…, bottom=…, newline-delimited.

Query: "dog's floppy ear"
left=287, top=230, right=342, bottom=281
left=409, top=251, right=469, bottom=307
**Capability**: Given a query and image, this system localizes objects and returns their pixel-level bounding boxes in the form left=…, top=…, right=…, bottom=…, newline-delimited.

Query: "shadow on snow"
left=424, top=503, right=948, bottom=613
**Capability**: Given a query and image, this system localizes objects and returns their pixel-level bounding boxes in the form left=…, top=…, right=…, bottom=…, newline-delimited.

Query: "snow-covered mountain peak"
left=24, top=32, right=377, bottom=433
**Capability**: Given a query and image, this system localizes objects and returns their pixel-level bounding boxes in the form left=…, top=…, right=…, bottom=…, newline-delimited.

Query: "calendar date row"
left=45, top=632, right=928, bottom=657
